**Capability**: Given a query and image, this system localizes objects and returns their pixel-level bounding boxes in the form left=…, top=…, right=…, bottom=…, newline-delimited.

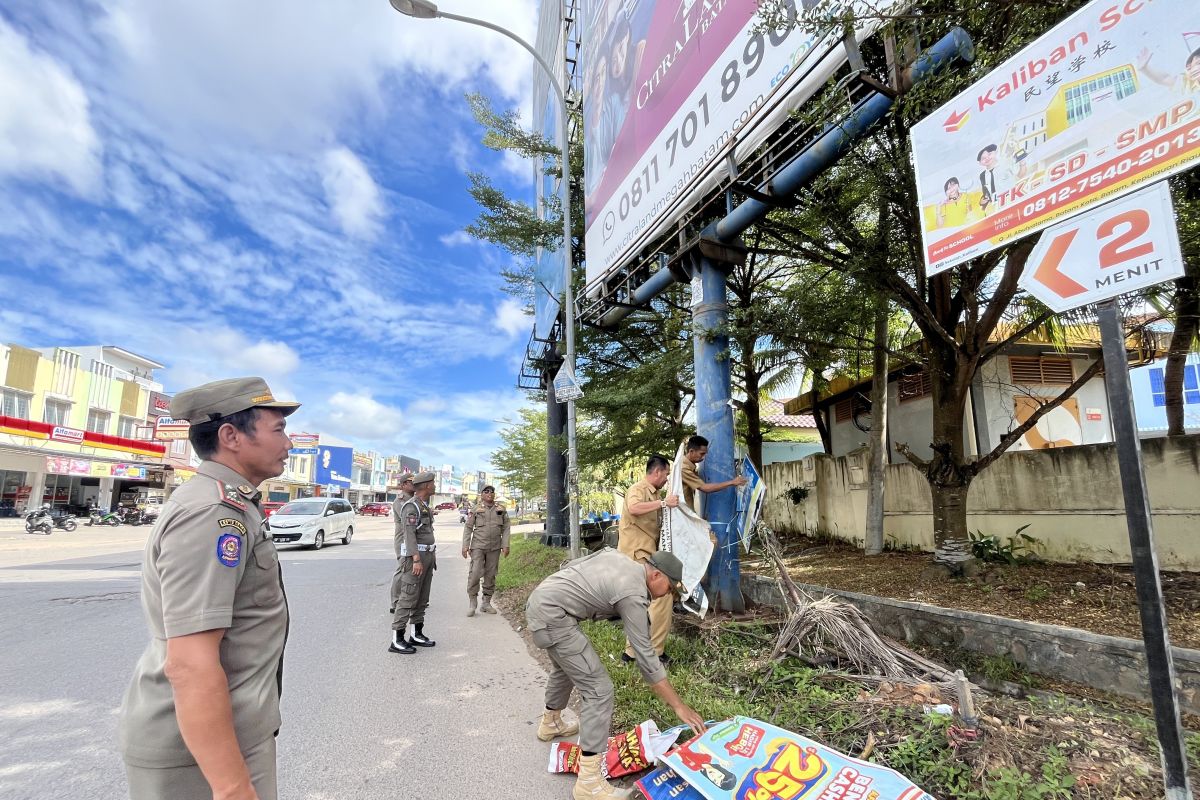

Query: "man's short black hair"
left=977, top=144, right=998, bottom=162
left=685, top=435, right=708, bottom=452
left=189, top=407, right=261, bottom=460
left=646, top=454, right=670, bottom=473
left=1189, top=47, right=1200, bottom=66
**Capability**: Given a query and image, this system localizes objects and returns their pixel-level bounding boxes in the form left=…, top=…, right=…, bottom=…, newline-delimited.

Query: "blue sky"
left=0, top=0, right=544, bottom=470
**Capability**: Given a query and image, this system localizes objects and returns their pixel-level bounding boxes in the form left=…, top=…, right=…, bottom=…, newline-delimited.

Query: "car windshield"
left=276, top=501, right=326, bottom=516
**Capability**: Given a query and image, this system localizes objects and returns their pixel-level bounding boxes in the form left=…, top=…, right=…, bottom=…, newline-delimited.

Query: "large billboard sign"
left=912, top=0, right=1200, bottom=275
left=315, top=445, right=352, bottom=488
left=581, top=0, right=899, bottom=289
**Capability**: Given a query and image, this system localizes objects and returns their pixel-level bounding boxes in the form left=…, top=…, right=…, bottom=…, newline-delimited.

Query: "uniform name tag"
left=218, top=517, right=248, bottom=535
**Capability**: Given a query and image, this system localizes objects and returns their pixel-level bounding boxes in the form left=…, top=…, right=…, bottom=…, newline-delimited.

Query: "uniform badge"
left=406, top=514, right=419, bottom=525
left=217, top=533, right=242, bottom=567
left=218, top=517, right=248, bottom=535
left=218, top=483, right=247, bottom=511
left=237, top=484, right=254, bottom=495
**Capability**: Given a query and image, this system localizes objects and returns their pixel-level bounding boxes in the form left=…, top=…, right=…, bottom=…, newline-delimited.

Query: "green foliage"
left=980, top=653, right=1027, bottom=685
left=969, top=525, right=1039, bottom=564
left=784, top=485, right=810, bottom=504
left=490, top=407, right=552, bottom=502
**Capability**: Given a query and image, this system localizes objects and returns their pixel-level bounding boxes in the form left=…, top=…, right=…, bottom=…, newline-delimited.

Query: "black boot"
left=408, top=624, right=436, bottom=647
left=388, top=629, right=415, bottom=654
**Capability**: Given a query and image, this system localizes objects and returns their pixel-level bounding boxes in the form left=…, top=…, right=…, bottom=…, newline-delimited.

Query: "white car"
left=267, top=498, right=355, bottom=550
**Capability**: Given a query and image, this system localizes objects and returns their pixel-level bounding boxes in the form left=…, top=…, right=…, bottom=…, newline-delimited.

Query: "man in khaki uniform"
left=389, top=471, right=437, bottom=654
left=526, top=548, right=706, bottom=800
left=118, top=377, right=299, bottom=800
left=388, top=473, right=415, bottom=614
left=618, top=454, right=678, bottom=663
left=461, top=484, right=510, bottom=616
left=681, top=434, right=747, bottom=511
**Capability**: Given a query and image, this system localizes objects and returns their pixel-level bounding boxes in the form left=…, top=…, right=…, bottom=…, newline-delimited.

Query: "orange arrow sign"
left=943, top=109, right=969, bottom=133
left=1031, top=229, right=1087, bottom=299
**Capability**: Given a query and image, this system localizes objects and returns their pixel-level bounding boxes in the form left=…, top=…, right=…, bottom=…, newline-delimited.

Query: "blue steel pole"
left=692, top=253, right=742, bottom=611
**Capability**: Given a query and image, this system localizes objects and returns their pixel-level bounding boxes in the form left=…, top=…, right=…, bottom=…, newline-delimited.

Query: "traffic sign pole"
left=1097, top=300, right=1192, bottom=799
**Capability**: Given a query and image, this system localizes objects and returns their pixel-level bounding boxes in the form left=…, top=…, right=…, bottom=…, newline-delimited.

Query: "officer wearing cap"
left=389, top=471, right=438, bottom=654
left=526, top=548, right=707, bottom=800
left=461, top=485, right=510, bottom=617
left=388, top=472, right=415, bottom=614
left=118, top=377, right=299, bottom=800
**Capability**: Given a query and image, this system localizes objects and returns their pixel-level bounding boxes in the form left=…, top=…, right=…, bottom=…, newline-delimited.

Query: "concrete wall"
left=763, top=434, right=1200, bottom=569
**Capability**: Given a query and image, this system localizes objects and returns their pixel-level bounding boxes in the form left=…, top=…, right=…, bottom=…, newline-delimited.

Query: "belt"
left=416, top=544, right=437, bottom=552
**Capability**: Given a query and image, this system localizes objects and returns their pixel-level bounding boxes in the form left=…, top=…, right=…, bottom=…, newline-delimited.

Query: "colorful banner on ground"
left=648, top=717, right=934, bottom=800
left=912, top=0, right=1200, bottom=275
left=581, top=0, right=900, bottom=289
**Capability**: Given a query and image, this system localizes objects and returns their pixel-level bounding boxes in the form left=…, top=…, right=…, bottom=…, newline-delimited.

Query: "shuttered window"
left=833, top=395, right=869, bottom=422
left=1009, top=356, right=1074, bottom=385
left=5, top=346, right=40, bottom=392
left=898, top=371, right=932, bottom=402
left=119, top=380, right=142, bottom=417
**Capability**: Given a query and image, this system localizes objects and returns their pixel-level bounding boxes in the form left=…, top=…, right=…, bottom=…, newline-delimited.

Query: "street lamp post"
left=389, top=0, right=582, bottom=560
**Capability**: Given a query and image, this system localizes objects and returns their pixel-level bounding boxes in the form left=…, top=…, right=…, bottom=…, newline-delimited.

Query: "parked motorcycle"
left=48, top=508, right=78, bottom=532
left=24, top=507, right=53, bottom=535
left=87, top=506, right=122, bottom=527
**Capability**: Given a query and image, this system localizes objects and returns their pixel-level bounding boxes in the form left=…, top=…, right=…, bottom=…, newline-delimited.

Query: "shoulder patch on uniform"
left=218, top=482, right=247, bottom=511
left=406, top=513, right=419, bottom=525
left=218, top=517, right=248, bottom=535
left=217, top=533, right=242, bottom=567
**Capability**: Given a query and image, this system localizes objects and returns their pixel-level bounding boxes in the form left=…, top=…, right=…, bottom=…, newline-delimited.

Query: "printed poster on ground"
left=911, top=0, right=1200, bottom=275
left=647, top=716, right=934, bottom=800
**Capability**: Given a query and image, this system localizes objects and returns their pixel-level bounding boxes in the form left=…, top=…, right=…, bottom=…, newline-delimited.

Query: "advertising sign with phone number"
left=911, top=0, right=1200, bottom=275
left=580, top=0, right=901, bottom=289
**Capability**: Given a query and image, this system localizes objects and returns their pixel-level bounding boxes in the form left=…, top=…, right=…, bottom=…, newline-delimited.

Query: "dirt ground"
left=743, top=537, right=1200, bottom=649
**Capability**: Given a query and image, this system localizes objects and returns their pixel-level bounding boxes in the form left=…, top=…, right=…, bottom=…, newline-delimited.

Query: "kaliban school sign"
left=911, top=0, right=1200, bottom=274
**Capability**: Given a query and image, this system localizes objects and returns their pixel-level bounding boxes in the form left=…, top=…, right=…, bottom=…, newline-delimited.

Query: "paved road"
left=0, top=513, right=570, bottom=800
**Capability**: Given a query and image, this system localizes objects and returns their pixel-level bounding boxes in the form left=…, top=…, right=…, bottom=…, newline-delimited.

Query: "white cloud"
left=0, top=17, right=100, bottom=195
left=494, top=298, right=529, bottom=338
left=438, top=230, right=475, bottom=247
left=321, top=146, right=384, bottom=239
left=317, top=391, right=406, bottom=441
left=160, top=328, right=300, bottom=392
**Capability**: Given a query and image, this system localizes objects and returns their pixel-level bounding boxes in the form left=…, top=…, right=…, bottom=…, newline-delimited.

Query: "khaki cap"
left=411, top=471, right=436, bottom=486
left=398, top=472, right=414, bottom=484
left=171, top=377, right=300, bottom=423
left=647, top=551, right=685, bottom=588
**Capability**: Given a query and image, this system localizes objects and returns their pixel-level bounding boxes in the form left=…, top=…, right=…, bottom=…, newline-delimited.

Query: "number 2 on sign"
left=1097, top=209, right=1152, bottom=268
left=741, top=743, right=826, bottom=800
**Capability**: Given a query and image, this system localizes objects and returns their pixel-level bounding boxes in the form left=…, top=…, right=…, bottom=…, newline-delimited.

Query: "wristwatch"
left=660, top=500, right=667, bottom=509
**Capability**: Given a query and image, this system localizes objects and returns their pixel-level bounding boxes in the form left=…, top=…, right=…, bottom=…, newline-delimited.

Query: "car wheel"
left=313, top=531, right=325, bottom=551
left=342, top=525, right=353, bottom=545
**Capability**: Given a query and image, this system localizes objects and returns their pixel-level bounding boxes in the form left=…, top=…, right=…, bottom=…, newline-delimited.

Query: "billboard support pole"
left=1097, top=300, right=1193, bottom=799
left=544, top=362, right=567, bottom=547
left=392, top=3, right=583, bottom=560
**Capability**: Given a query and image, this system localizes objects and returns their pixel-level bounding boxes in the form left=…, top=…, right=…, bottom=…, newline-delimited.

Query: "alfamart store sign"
left=911, top=0, right=1200, bottom=274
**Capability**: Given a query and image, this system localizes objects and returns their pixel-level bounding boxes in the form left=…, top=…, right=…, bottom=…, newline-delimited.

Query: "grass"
left=494, top=535, right=570, bottom=592
left=495, top=545, right=1199, bottom=798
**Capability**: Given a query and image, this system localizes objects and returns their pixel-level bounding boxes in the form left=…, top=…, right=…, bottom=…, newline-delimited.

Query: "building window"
left=833, top=394, right=870, bottom=423
left=1, top=388, right=30, bottom=419
left=1009, top=356, right=1074, bottom=385
left=898, top=371, right=932, bottom=402
left=43, top=399, right=70, bottom=426
left=86, top=409, right=110, bottom=434
left=1149, top=366, right=1200, bottom=407
left=51, top=348, right=80, bottom=398
left=117, top=416, right=140, bottom=439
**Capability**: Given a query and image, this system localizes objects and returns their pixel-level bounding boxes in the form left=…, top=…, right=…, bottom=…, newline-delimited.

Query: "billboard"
left=315, top=445, right=352, bottom=488
left=581, top=0, right=899, bottom=288
left=400, top=455, right=420, bottom=473
left=147, top=391, right=172, bottom=417
left=912, top=0, right=1200, bottom=275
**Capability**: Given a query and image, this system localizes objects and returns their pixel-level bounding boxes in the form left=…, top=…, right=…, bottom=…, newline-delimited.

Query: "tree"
left=490, top=407, right=550, bottom=501
left=1161, top=172, right=1200, bottom=435
left=754, top=0, right=1130, bottom=567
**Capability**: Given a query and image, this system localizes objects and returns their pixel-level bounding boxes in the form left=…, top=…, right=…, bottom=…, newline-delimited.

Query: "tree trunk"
left=811, top=375, right=832, bottom=454
left=744, top=364, right=764, bottom=470
left=1164, top=270, right=1199, bottom=436
left=925, top=339, right=975, bottom=568
left=930, top=479, right=973, bottom=566
left=864, top=295, right=889, bottom=555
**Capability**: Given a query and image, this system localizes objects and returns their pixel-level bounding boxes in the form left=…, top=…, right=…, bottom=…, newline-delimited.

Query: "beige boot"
left=480, top=598, right=498, bottom=614
left=467, top=596, right=477, bottom=617
left=573, top=753, right=628, bottom=800
left=537, top=709, right=580, bottom=741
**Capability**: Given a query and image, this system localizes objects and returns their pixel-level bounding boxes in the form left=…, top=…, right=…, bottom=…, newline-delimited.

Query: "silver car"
left=266, top=498, right=355, bottom=550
